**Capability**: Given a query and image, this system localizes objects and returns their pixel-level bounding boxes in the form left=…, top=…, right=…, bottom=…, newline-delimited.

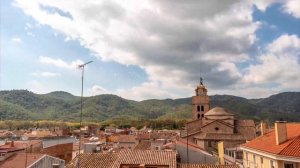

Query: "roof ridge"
left=201, top=119, right=233, bottom=128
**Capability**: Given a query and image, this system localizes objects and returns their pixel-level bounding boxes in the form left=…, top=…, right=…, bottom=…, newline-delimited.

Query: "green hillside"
left=0, top=90, right=299, bottom=122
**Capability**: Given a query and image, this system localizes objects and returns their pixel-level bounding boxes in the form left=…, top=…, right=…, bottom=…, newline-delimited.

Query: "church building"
left=182, top=79, right=256, bottom=152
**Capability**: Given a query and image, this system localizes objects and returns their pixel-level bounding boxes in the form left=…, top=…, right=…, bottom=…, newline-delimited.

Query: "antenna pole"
left=77, top=61, right=93, bottom=168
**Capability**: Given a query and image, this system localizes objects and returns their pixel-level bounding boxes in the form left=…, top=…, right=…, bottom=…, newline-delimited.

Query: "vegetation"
left=0, top=90, right=299, bottom=124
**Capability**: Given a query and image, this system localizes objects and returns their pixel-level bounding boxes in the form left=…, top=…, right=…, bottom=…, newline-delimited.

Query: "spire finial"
left=200, top=77, right=203, bottom=85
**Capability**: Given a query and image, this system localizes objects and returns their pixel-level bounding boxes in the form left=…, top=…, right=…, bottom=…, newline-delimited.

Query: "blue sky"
left=0, top=0, right=299, bottom=100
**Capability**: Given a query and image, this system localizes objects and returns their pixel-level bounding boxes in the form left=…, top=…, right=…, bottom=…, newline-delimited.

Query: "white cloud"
left=253, top=0, right=300, bottom=19
left=244, top=34, right=300, bottom=89
left=26, top=80, right=49, bottom=94
left=88, top=82, right=178, bottom=100
left=11, top=37, right=22, bottom=44
left=283, top=0, right=300, bottom=18
left=31, top=71, right=61, bottom=77
left=14, top=0, right=300, bottom=100
left=252, top=0, right=279, bottom=11
left=38, top=56, right=84, bottom=70
left=88, top=85, right=109, bottom=96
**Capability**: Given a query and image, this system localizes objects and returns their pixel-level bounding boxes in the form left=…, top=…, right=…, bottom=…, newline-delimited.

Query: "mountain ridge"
left=0, top=90, right=299, bottom=122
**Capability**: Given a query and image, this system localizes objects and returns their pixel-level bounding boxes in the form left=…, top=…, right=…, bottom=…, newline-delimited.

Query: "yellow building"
left=241, top=121, right=300, bottom=168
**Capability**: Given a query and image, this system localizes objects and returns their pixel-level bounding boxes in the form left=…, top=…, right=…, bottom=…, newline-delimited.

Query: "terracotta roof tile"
left=178, top=163, right=239, bottom=168
left=134, top=141, right=151, bottom=150
left=243, top=123, right=300, bottom=157
left=0, top=153, right=44, bottom=168
left=113, top=150, right=177, bottom=168
left=66, top=153, right=118, bottom=168
left=279, top=136, right=300, bottom=157
left=66, top=149, right=177, bottom=168
left=118, top=135, right=137, bottom=143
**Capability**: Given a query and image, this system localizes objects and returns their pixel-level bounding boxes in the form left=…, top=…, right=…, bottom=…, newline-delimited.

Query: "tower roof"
left=204, top=107, right=234, bottom=116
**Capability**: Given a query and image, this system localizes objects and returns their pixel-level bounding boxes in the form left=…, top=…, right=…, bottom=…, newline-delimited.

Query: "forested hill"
left=0, top=90, right=299, bottom=122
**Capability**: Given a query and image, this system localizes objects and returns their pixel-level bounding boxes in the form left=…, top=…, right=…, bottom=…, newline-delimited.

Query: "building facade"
left=182, top=82, right=256, bottom=152
left=241, top=121, right=300, bottom=168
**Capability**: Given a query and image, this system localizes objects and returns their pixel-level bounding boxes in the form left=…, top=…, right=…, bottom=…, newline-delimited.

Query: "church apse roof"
left=204, top=107, right=234, bottom=116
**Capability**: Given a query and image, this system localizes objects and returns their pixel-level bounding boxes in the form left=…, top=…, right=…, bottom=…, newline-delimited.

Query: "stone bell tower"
left=192, top=77, right=210, bottom=120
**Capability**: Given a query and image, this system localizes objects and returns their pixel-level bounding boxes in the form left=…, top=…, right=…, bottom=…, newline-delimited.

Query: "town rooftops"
left=242, top=123, right=300, bottom=158
left=67, top=149, right=177, bottom=168
left=117, top=135, right=137, bottom=143
left=178, top=163, right=239, bottom=168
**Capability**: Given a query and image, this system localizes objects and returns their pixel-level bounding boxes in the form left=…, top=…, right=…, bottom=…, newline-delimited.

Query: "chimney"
left=275, top=121, right=287, bottom=145
left=260, top=121, right=267, bottom=136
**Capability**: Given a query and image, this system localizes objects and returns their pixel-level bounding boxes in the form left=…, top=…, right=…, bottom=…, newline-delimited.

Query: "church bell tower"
left=192, top=77, right=210, bottom=120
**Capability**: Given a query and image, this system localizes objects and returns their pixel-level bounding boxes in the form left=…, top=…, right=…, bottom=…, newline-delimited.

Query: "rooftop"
left=178, top=164, right=239, bottom=168
left=0, top=153, right=44, bottom=168
left=243, top=123, right=300, bottom=158
left=67, top=149, right=177, bottom=168
left=204, top=107, right=234, bottom=116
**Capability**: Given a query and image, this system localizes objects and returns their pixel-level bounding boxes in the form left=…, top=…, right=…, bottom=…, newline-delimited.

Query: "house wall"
left=41, top=143, right=73, bottom=163
left=175, top=143, right=217, bottom=164
left=28, top=155, right=65, bottom=168
left=196, top=139, right=205, bottom=149
left=186, top=120, right=202, bottom=134
left=242, top=151, right=300, bottom=168
left=200, top=121, right=234, bottom=134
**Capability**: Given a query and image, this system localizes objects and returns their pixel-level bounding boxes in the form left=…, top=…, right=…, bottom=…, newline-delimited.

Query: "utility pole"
left=77, top=61, right=93, bottom=168
left=186, top=124, right=189, bottom=164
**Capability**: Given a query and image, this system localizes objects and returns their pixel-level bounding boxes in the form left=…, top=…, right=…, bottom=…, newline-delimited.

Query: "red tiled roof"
left=118, top=135, right=137, bottom=143
left=178, top=163, right=239, bottom=168
left=0, top=153, right=44, bottom=168
left=134, top=141, right=151, bottom=150
left=243, top=123, right=300, bottom=157
left=279, top=136, right=300, bottom=156
left=113, top=150, right=177, bottom=168
left=66, top=149, right=177, bottom=168
left=137, top=133, right=151, bottom=140
left=0, top=140, right=42, bottom=149
left=66, top=153, right=118, bottom=168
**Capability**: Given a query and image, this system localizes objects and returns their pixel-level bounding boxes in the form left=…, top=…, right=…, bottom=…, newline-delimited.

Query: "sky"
left=0, top=0, right=299, bottom=100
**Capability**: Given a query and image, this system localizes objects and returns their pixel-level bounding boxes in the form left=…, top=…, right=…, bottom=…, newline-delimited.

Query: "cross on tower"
left=200, top=77, right=203, bottom=85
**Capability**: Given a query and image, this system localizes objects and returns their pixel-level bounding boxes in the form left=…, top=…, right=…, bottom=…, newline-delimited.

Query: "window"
left=201, top=114, right=204, bottom=117
left=197, top=106, right=200, bottom=111
left=246, top=152, right=249, bottom=168
left=260, top=157, right=263, bottom=168
left=208, top=141, right=212, bottom=147
left=197, top=114, right=201, bottom=119
left=270, top=160, right=275, bottom=168
left=215, top=127, right=219, bottom=131
left=201, top=105, right=204, bottom=111
left=284, top=163, right=294, bottom=168
left=253, top=155, right=257, bottom=168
